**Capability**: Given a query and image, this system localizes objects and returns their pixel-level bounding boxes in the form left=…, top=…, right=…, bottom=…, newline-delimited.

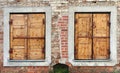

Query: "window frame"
left=68, top=6, right=117, bottom=66
left=4, top=7, right=51, bottom=66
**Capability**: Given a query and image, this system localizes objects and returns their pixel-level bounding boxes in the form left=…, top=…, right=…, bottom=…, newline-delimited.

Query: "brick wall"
left=0, top=0, right=120, bottom=73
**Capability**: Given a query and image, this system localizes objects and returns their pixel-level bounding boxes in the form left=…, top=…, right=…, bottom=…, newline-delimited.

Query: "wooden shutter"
left=75, top=13, right=110, bottom=60
left=28, top=14, right=45, bottom=60
left=93, top=13, right=110, bottom=59
left=10, top=13, right=45, bottom=60
left=75, top=13, right=92, bottom=59
left=10, top=14, right=27, bottom=60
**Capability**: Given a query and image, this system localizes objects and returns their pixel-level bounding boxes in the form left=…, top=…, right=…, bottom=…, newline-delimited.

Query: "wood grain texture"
left=10, top=13, right=45, bottom=60
left=10, top=14, right=26, bottom=60
left=93, top=14, right=110, bottom=37
left=28, top=14, right=45, bottom=60
left=76, top=38, right=92, bottom=59
left=75, top=13, right=92, bottom=59
left=28, top=39, right=45, bottom=60
left=93, top=13, right=110, bottom=59
left=75, top=13, right=92, bottom=37
left=93, top=38, right=110, bottom=59
left=75, top=13, right=110, bottom=60
left=28, top=14, right=45, bottom=37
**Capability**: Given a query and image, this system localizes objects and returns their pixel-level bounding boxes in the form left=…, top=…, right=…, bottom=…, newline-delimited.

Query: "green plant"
left=112, top=70, right=120, bottom=73
left=49, top=70, right=54, bottom=73
left=53, top=63, right=69, bottom=73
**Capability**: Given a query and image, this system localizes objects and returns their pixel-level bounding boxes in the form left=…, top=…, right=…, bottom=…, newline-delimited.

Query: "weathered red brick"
left=61, top=31, right=67, bottom=36
left=62, top=47, right=68, bottom=52
left=61, top=27, right=68, bottom=31
left=62, top=16, right=68, bottom=20
left=62, top=52, right=68, bottom=58
left=61, top=23, right=67, bottom=26
left=0, top=40, right=3, bottom=43
left=27, top=71, right=34, bottom=73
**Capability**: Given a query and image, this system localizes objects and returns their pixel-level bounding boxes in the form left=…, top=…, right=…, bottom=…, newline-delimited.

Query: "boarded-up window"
left=75, top=13, right=110, bottom=60
left=10, top=13, right=45, bottom=60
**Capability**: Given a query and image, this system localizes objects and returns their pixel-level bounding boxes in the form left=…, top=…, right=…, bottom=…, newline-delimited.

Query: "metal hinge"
left=108, top=50, right=111, bottom=55
left=9, top=19, right=13, bottom=25
left=74, top=49, right=77, bottom=55
left=107, top=21, right=111, bottom=26
left=75, top=19, right=77, bottom=24
left=109, top=51, right=111, bottom=55
left=9, top=48, right=13, bottom=54
left=42, top=48, right=45, bottom=53
left=43, top=19, right=45, bottom=24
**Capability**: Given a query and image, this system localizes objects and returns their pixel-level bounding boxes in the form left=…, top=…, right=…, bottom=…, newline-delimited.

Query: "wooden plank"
left=28, top=14, right=45, bottom=29
left=24, top=14, right=28, bottom=60
left=75, top=38, right=92, bottom=59
left=13, top=37, right=44, bottom=39
left=28, top=49, right=44, bottom=60
left=28, top=14, right=45, bottom=37
left=10, top=15, right=13, bottom=59
left=10, top=14, right=26, bottom=26
left=75, top=13, right=92, bottom=37
left=29, top=27, right=45, bottom=37
left=75, top=13, right=92, bottom=59
left=28, top=14, right=45, bottom=23
left=93, top=38, right=110, bottom=59
left=12, top=48, right=26, bottom=60
left=27, top=13, right=45, bottom=60
left=28, top=39, right=44, bottom=49
left=93, top=13, right=110, bottom=37
left=12, top=35, right=25, bottom=46
left=13, top=28, right=26, bottom=37
left=10, top=39, right=26, bottom=60
left=11, top=14, right=27, bottom=37
left=28, top=39, right=45, bottom=60
left=10, top=14, right=27, bottom=60
left=10, top=13, right=45, bottom=60
left=93, top=13, right=110, bottom=59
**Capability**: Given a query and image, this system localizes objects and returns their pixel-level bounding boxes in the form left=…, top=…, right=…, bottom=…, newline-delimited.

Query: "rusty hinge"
left=109, top=51, right=111, bottom=55
left=9, top=48, right=13, bottom=54
left=42, top=48, right=45, bottom=53
left=43, top=19, right=45, bottom=24
left=74, top=49, right=77, bottom=55
left=9, top=19, right=13, bottom=25
left=75, top=19, right=77, bottom=24
left=107, top=21, right=111, bottom=26
left=108, top=49, right=111, bottom=55
left=25, top=54, right=28, bottom=59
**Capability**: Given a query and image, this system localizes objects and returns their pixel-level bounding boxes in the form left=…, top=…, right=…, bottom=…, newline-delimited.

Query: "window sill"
left=8, top=60, right=45, bottom=62
left=4, top=60, right=51, bottom=66
left=69, top=59, right=117, bottom=66
left=74, top=59, right=111, bottom=62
